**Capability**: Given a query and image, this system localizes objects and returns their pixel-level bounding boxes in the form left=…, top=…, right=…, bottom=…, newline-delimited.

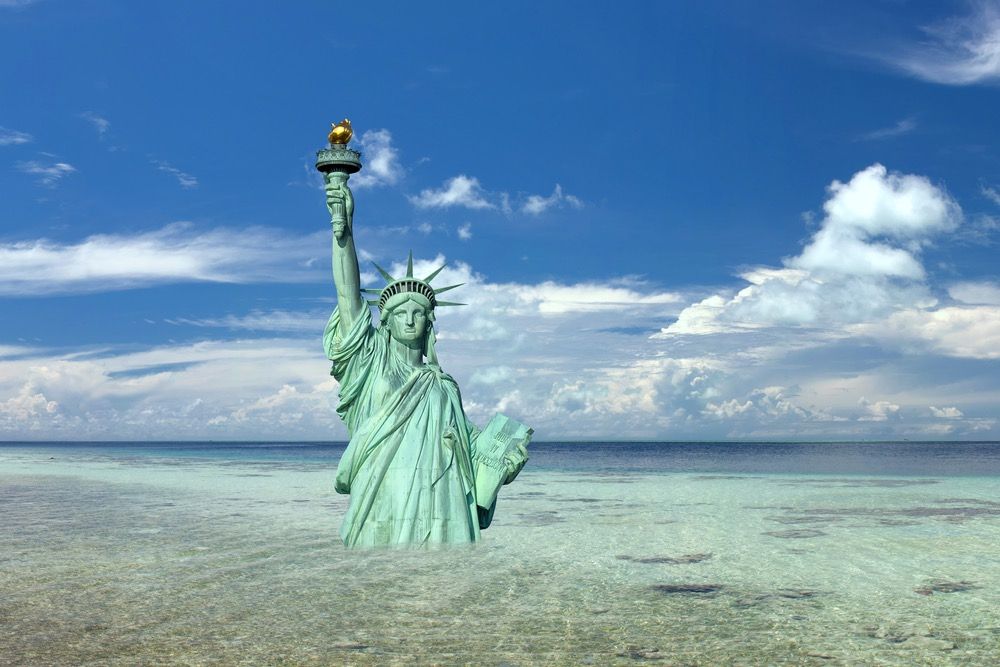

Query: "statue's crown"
left=362, top=251, right=465, bottom=312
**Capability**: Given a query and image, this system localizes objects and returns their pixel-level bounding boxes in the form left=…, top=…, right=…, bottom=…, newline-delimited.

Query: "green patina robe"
left=324, top=307, right=481, bottom=548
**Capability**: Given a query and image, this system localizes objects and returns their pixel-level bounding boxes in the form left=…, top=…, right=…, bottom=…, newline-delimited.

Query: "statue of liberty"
left=318, top=121, right=531, bottom=548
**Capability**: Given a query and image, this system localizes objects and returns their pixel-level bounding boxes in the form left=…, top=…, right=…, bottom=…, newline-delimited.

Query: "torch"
left=316, top=119, right=362, bottom=235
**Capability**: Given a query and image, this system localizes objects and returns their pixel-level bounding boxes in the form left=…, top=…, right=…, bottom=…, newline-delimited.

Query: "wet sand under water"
left=1, top=446, right=999, bottom=665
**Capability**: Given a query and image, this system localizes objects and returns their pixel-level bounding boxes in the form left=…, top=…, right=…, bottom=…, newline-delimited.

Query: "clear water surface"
left=2, top=441, right=998, bottom=665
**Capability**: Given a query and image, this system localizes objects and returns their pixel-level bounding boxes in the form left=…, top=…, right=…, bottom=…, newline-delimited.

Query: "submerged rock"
left=914, top=580, right=978, bottom=595
left=616, top=645, right=664, bottom=661
left=512, top=511, right=564, bottom=526
left=331, top=641, right=369, bottom=650
left=651, top=583, right=723, bottom=595
left=775, top=589, right=820, bottom=599
left=898, top=636, right=956, bottom=651
left=618, top=552, right=713, bottom=565
left=763, top=529, right=827, bottom=539
left=731, top=589, right=822, bottom=607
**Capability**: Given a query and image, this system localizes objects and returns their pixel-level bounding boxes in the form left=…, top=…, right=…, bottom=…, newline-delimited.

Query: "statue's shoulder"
left=429, top=365, right=459, bottom=387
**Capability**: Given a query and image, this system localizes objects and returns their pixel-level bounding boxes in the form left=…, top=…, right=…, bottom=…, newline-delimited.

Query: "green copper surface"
left=318, top=135, right=530, bottom=548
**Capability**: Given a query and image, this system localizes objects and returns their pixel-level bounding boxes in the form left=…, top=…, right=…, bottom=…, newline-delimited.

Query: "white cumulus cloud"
left=791, top=164, right=960, bottom=278
left=660, top=164, right=959, bottom=336
left=350, top=129, right=403, bottom=189
left=930, top=405, right=964, bottom=419
left=0, top=382, right=58, bottom=426
left=522, top=184, right=583, bottom=215
left=949, top=281, right=1000, bottom=305
left=851, top=306, right=1000, bottom=359
left=409, top=175, right=494, bottom=210
left=858, top=397, right=901, bottom=422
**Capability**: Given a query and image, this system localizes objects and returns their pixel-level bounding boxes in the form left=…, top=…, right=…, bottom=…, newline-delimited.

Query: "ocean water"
left=2, top=441, right=999, bottom=666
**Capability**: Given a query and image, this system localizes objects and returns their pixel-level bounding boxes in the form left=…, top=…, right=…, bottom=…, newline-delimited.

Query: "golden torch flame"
left=328, top=119, right=353, bottom=145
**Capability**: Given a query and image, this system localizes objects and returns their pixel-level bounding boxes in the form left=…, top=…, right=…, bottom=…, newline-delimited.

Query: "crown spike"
left=406, top=251, right=414, bottom=278
left=360, top=287, right=383, bottom=293
left=423, top=264, right=446, bottom=283
left=372, top=262, right=395, bottom=283
left=435, top=300, right=467, bottom=307
left=433, top=283, right=464, bottom=294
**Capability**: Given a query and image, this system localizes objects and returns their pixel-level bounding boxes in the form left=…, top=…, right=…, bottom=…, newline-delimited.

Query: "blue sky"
left=1, top=0, right=999, bottom=440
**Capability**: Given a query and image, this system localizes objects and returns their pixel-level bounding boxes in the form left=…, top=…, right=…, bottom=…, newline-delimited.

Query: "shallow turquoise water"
left=1, top=443, right=999, bottom=665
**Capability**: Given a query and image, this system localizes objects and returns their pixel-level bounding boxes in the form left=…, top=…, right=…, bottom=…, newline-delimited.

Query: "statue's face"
left=388, top=299, right=429, bottom=345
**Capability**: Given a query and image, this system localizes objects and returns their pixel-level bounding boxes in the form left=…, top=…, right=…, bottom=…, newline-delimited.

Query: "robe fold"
left=324, top=307, right=481, bottom=547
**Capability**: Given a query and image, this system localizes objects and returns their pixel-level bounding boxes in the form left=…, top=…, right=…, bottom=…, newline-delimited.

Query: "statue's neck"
left=389, top=336, right=424, bottom=368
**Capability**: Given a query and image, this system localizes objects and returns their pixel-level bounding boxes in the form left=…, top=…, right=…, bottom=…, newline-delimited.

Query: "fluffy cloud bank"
left=0, top=338, right=340, bottom=439
left=2, top=164, right=997, bottom=440
left=648, top=163, right=998, bottom=438
left=661, top=164, right=959, bottom=337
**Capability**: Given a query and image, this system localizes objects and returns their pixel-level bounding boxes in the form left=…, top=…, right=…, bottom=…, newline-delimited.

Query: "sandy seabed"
left=2, top=445, right=999, bottom=665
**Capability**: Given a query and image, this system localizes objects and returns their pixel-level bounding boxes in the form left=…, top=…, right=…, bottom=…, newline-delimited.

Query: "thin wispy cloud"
left=457, top=222, right=472, bottom=240
left=0, top=0, right=41, bottom=7
left=151, top=159, right=198, bottom=188
left=80, top=111, right=110, bottom=137
left=522, top=184, right=583, bottom=215
left=0, top=223, right=326, bottom=295
left=857, top=117, right=918, bottom=141
left=0, top=126, right=33, bottom=145
left=982, top=183, right=1000, bottom=206
left=409, top=175, right=494, bottom=210
left=881, top=3, right=1000, bottom=85
left=167, top=309, right=326, bottom=333
left=16, top=160, right=76, bottom=187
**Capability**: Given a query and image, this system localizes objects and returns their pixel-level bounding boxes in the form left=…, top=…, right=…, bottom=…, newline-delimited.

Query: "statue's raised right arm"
left=326, top=172, right=365, bottom=337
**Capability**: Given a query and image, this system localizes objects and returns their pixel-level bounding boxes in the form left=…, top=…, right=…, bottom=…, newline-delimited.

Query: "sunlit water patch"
left=2, top=442, right=999, bottom=665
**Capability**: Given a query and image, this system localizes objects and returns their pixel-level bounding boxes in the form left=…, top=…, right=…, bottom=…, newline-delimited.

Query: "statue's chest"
left=369, top=354, right=419, bottom=406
